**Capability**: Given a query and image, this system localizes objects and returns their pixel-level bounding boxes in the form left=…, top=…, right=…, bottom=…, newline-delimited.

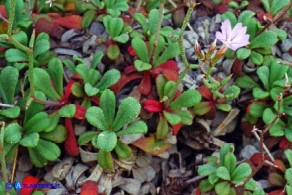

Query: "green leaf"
left=250, top=31, right=278, bottom=49
left=175, top=110, right=193, bottom=125
left=47, top=58, right=63, bottom=96
left=107, top=44, right=120, bottom=60
left=78, top=131, right=98, bottom=145
left=216, top=104, right=232, bottom=112
left=285, top=168, right=292, bottom=186
left=0, top=66, right=19, bottom=104
left=24, top=112, right=51, bottom=134
left=84, top=83, right=99, bottom=96
left=86, top=106, right=108, bottom=131
left=134, top=13, right=147, bottom=32
left=249, top=103, right=268, bottom=118
left=154, top=42, right=180, bottom=66
left=28, top=147, right=47, bottom=167
left=285, top=149, right=292, bottom=168
left=114, top=140, right=132, bottom=159
left=4, top=123, right=22, bottom=144
left=82, top=10, right=96, bottom=28
left=97, top=149, right=113, bottom=169
left=215, top=182, right=231, bottom=195
left=193, top=102, right=212, bottom=116
left=19, top=133, right=39, bottom=147
left=40, top=125, right=67, bottom=143
left=131, top=37, right=149, bottom=63
left=100, top=89, right=116, bottom=125
left=0, top=106, right=20, bottom=118
left=170, top=89, right=202, bottom=110
left=58, top=104, right=76, bottom=118
left=271, top=28, right=287, bottom=40
left=208, top=173, right=219, bottom=185
left=96, top=69, right=121, bottom=91
left=251, top=51, right=263, bottom=65
left=252, top=87, right=270, bottom=99
left=198, top=163, right=217, bottom=176
left=114, top=34, right=129, bottom=43
left=134, top=60, right=152, bottom=72
left=148, top=9, right=159, bottom=34
left=96, top=131, right=117, bottom=152
left=221, top=12, right=237, bottom=26
left=163, top=111, right=181, bottom=125
left=216, top=166, right=231, bottom=180
left=156, top=117, right=169, bottom=140
left=199, top=179, right=214, bottom=193
left=257, top=66, right=269, bottom=90
left=91, top=51, right=104, bottom=69
left=231, top=163, right=252, bottom=184
left=163, top=81, right=176, bottom=98
left=112, top=97, right=141, bottom=131
left=245, top=178, right=257, bottom=191
left=220, top=144, right=234, bottom=164
left=33, top=68, right=61, bottom=100
left=223, top=152, right=237, bottom=174
left=71, top=83, right=84, bottom=97
left=223, top=86, right=240, bottom=100
left=5, top=49, right=28, bottom=62
left=116, top=121, right=147, bottom=136
left=108, top=17, right=124, bottom=37
left=34, top=39, right=50, bottom=57
left=236, top=48, right=251, bottom=60
left=35, top=139, right=61, bottom=161
left=271, top=0, right=289, bottom=15
left=149, top=35, right=165, bottom=62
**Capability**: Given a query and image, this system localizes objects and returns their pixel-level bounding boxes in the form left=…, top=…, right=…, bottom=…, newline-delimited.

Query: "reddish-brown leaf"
left=274, top=159, right=286, bottom=173
left=64, top=118, right=79, bottom=156
left=20, top=176, right=39, bottom=195
left=138, top=72, right=152, bottom=95
left=132, top=136, right=170, bottom=156
left=52, top=15, right=82, bottom=30
left=198, top=85, right=212, bottom=100
left=172, top=123, right=182, bottom=135
left=80, top=181, right=99, bottom=195
left=35, top=17, right=64, bottom=39
left=268, top=190, right=285, bottom=195
left=111, top=73, right=142, bottom=93
left=143, top=100, right=163, bottom=113
left=279, top=137, right=291, bottom=150
left=231, top=59, right=243, bottom=77
left=74, top=105, right=86, bottom=120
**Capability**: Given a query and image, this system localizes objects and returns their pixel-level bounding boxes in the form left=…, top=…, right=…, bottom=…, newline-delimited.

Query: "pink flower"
left=216, top=19, right=250, bottom=51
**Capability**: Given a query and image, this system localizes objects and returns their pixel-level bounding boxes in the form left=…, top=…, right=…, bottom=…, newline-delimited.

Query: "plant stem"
left=0, top=122, right=8, bottom=183
left=150, top=0, right=165, bottom=64
left=7, top=0, right=35, bottom=98
left=130, top=0, right=143, bottom=26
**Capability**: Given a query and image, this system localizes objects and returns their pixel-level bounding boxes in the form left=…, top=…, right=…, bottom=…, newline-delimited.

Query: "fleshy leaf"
left=131, top=37, right=149, bottom=63
left=86, top=106, right=108, bottom=131
left=40, top=125, right=67, bottom=143
left=112, top=97, right=141, bottom=131
left=198, top=164, right=217, bottom=176
left=96, top=69, right=121, bottom=91
left=0, top=66, right=19, bottom=104
left=250, top=31, right=278, bottom=49
left=116, top=121, right=147, bottom=136
left=170, top=89, right=202, bottom=110
left=0, top=106, right=20, bottom=118
left=4, top=123, right=22, bottom=144
left=20, top=133, right=39, bottom=147
left=231, top=163, right=252, bottom=184
left=163, top=111, right=181, bottom=125
left=100, top=89, right=116, bottom=126
left=96, top=131, right=117, bottom=152
left=216, top=166, right=231, bottom=180
left=114, top=140, right=132, bottom=159
left=84, top=83, right=99, bottom=96
left=24, top=112, right=51, bottom=134
left=78, top=131, right=98, bottom=146
left=215, top=182, right=231, bottom=195
left=97, top=149, right=113, bottom=169
left=35, top=139, right=61, bottom=161
left=47, top=58, right=63, bottom=96
left=5, top=49, right=28, bottom=62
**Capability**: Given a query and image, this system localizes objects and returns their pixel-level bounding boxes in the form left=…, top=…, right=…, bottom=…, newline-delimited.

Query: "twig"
left=0, top=103, right=14, bottom=108
left=252, top=128, right=274, bottom=162
left=0, top=122, right=8, bottom=183
left=185, top=175, right=206, bottom=185
left=256, top=1, right=292, bottom=35
left=280, top=60, right=292, bottom=68
left=130, top=0, right=143, bottom=26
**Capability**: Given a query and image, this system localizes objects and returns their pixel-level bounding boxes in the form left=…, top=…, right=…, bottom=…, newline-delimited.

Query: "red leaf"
left=198, top=85, right=212, bottom=100
left=74, top=105, right=86, bottom=120
left=80, top=181, right=99, bottom=195
left=111, top=73, right=142, bottom=93
left=34, top=17, right=64, bottom=39
left=250, top=153, right=269, bottom=165
left=64, top=118, right=79, bottom=156
left=20, top=176, right=39, bottom=195
left=52, top=15, right=82, bottom=29
left=0, top=5, right=7, bottom=18
left=204, top=104, right=216, bottom=120
left=274, top=159, right=286, bottom=173
left=268, top=190, right=285, bottom=195
left=124, top=65, right=137, bottom=74
left=279, top=137, right=290, bottom=150
left=90, top=97, right=100, bottom=105
left=127, top=45, right=136, bottom=56
left=231, top=59, right=243, bottom=77
left=138, top=72, right=151, bottom=95
left=240, top=120, right=254, bottom=138
left=151, top=60, right=179, bottom=81
left=143, top=100, right=163, bottom=113
left=62, top=79, right=75, bottom=102
left=172, top=123, right=182, bottom=135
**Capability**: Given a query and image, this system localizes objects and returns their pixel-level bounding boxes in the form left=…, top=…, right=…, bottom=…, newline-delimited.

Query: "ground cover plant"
left=0, top=0, right=292, bottom=194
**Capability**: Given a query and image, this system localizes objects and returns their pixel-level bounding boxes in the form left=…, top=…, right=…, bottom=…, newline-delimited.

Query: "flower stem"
left=150, top=0, right=165, bottom=64
left=0, top=122, right=8, bottom=183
